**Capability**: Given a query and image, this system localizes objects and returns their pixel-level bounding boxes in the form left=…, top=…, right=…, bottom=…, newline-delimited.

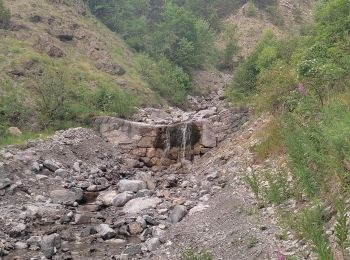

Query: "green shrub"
left=294, top=206, right=333, bottom=260
left=0, top=0, right=10, bottom=29
left=246, top=0, right=257, bottom=17
left=265, top=5, right=284, bottom=27
left=137, top=54, right=191, bottom=106
left=0, top=77, right=28, bottom=137
left=90, top=87, right=137, bottom=118
left=181, top=249, right=212, bottom=260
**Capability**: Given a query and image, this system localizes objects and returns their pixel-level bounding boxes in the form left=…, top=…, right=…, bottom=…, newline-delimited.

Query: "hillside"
left=0, top=0, right=156, bottom=135
left=219, top=0, right=316, bottom=57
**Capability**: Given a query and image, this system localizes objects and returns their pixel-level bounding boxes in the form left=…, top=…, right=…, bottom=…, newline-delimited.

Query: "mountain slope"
left=0, top=0, right=156, bottom=133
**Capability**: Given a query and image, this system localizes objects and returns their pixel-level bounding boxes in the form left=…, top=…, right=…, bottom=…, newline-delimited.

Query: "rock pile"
left=0, top=127, right=227, bottom=259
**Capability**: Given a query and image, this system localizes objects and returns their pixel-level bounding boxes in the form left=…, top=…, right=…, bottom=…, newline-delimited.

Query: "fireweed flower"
left=275, top=250, right=285, bottom=260
left=298, top=83, right=306, bottom=95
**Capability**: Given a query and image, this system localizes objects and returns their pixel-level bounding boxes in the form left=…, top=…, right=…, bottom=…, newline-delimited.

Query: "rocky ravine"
left=0, top=75, right=307, bottom=260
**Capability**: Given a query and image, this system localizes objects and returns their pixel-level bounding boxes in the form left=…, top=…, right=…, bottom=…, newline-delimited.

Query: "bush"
left=246, top=0, right=257, bottom=17
left=265, top=5, right=284, bottom=27
left=0, top=0, right=10, bottom=29
left=0, top=77, right=27, bottom=137
left=137, top=55, right=191, bottom=106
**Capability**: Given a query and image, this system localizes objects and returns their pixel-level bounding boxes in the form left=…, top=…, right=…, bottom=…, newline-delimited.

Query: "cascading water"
left=164, top=127, right=171, bottom=155
left=181, top=123, right=188, bottom=161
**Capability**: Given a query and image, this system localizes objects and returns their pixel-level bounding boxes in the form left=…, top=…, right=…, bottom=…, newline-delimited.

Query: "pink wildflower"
left=275, top=250, right=286, bottom=260
left=298, top=83, right=306, bottom=95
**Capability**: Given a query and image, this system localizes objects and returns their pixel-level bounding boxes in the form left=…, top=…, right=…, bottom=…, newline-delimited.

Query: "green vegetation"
left=231, top=0, right=350, bottom=257
left=265, top=5, right=284, bottom=27
left=181, top=249, right=213, bottom=260
left=246, top=1, right=257, bottom=17
left=0, top=0, right=10, bottom=29
left=87, top=0, right=238, bottom=105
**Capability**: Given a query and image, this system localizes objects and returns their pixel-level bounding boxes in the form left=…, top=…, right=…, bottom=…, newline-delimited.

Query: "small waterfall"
left=164, top=127, right=171, bottom=155
left=181, top=123, right=188, bottom=161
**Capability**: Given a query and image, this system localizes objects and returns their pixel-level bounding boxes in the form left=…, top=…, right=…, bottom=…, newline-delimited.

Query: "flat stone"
left=119, top=180, right=146, bottom=193
left=122, top=197, right=162, bottom=214
left=50, top=188, right=83, bottom=204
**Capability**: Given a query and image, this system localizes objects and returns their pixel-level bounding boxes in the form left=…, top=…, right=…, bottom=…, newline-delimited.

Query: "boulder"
left=122, top=197, right=162, bottom=214
left=112, top=191, right=135, bottom=207
left=201, top=123, right=216, bottom=148
left=97, top=190, right=118, bottom=206
left=119, top=180, right=146, bottom=193
left=170, top=205, right=187, bottom=223
left=41, top=233, right=61, bottom=259
left=7, top=127, right=22, bottom=136
left=96, top=224, right=116, bottom=240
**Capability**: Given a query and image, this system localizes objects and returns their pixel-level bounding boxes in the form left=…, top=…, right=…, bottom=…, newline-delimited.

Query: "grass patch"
left=181, top=249, right=212, bottom=260
left=0, top=130, right=53, bottom=147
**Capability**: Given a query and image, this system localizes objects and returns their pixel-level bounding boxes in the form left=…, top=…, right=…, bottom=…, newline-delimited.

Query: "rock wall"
left=93, top=108, right=249, bottom=167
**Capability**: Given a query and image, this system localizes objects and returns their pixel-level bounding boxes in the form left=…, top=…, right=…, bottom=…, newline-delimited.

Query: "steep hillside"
left=220, top=0, right=315, bottom=57
left=0, top=0, right=156, bottom=134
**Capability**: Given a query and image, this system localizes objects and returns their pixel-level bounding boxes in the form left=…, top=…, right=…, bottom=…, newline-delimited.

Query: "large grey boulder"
left=41, top=233, right=61, bottom=259
left=170, top=205, right=187, bottom=223
left=122, top=197, right=162, bottom=214
left=119, top=180, right=146, bottom=193
left=112, top=191, right=135, bottom=207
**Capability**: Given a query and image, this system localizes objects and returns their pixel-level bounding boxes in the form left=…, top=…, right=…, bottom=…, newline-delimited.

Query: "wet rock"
left=41, top=233, right=61, bottom=259
left=119, top=180, right=146, bottom=193
left=170, top=205, right=187, bottom=223
left=96, top=224, right=116, bottom=240
left=50, top=188, right=83, bottom=204
left=0, top=178, right=12, bottom=189
left=122, top=197, right=162, bottom=214
left=112, top=191, right=135, bottom=207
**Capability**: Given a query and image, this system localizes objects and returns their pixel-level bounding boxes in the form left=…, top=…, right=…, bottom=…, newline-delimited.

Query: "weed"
left=247, top=235, right=258, bottom=248
left=335, top=203, right=349, bottom=256
left=181, top=249, right=212, bottom=260
left=244, top=171, right=260, bottom=200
